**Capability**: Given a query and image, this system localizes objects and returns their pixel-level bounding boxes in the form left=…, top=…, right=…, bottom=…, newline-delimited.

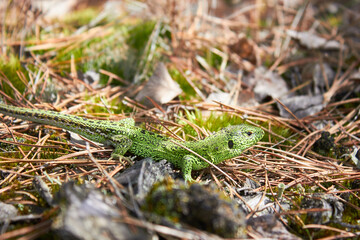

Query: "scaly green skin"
left=0, top=104, right=264, bottom=182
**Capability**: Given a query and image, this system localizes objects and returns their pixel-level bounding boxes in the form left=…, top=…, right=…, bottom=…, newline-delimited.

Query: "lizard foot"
left=109, top=153, right=134, bottom=166
left=183, top=174, right=197, bottom=184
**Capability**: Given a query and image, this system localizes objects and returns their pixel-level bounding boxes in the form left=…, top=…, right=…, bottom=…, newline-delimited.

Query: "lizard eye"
left=246, top=131, right=253, bottom=136
left=228, top=140, right=234, bottom=149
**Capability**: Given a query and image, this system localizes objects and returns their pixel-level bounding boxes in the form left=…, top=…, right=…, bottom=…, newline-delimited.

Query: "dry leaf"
left=277, top=95, right=324, bottom=119
left=287, top=30, right=344, bottom=50
left=245, top=67, right=290, bottom=101
left=135, top=62, right=182, bottom=107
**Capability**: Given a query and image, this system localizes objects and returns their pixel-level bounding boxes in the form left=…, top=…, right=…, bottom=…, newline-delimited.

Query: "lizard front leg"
left=109, top=135, right=133, bottom=159
left=182, top=155, right=200, bottom=183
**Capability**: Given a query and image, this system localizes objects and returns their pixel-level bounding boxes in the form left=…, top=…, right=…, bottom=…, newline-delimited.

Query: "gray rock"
left=0, top=201, right=18, bottom=220
left=114, top=158, right=176, bottom=201
left=52, top=182, right=151, bottom=240
left=301, top=193, right=344, bottom=224
left=247, top=214, right=301, bottom=240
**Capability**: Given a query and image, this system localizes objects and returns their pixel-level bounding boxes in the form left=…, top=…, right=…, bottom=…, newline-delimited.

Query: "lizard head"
left=209, top=124, right=264, bottom=163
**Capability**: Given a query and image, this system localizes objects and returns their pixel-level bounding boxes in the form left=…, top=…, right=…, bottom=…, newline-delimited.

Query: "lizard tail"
left=0, top=103, right=105, bottom=142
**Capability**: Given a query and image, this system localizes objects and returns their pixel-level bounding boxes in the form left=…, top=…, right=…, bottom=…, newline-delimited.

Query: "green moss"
left=189, top=109, right=244, bottom=130
left=268, top=124, right=292, bottom=139
left=27, top=18, right=163, bottom=90
left=0, top=137, right=25, bottom=152
left=143, top=178, right=182, bottom=221
left=81, top=94, right=132, bottom=115
left=127, top=21, right=156, bottom=50
left=29, top=24, right=129, bottom=83
left=169, top=68, right=197, bottom=100
left=328, top=15, right=342, bottom=27
left=56, top=29, right=126, bottom=72
left=0, top=54, right=27, bottom=97
left=260, top=124, right=293, bottom=148
left=63, top=8, right=99, bottom=27
left=341, top=180, right=360, bottom=226
left=143, top=178, right=245, bottom=238
left=47, top=20, right=158, bottom=85
left=120, top=20, right=158, bottom=82
left=343, top=195, right=360, bottom=224
left=204, top=48, right=223, bottom=69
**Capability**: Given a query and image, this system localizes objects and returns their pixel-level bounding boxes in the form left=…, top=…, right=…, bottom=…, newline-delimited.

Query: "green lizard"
left=0, top=103, right=264, bottom=182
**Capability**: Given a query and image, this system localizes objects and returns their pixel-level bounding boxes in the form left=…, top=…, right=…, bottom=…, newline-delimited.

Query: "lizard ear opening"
left=228, top=140, right=234, bottom=149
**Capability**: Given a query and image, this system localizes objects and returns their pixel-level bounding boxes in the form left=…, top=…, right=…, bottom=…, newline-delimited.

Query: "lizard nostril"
left=246, top=131, right=253, bottom=136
